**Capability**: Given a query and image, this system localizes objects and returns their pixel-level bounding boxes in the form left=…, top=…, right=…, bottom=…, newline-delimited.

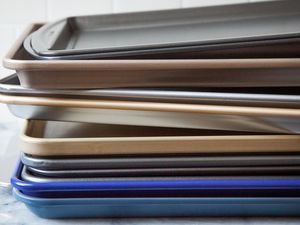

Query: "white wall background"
left=0, top=0, right=270, bottom=123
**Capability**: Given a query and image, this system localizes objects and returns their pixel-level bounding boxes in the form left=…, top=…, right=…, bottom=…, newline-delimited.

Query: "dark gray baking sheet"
left=28, top=0, right=300, bottom=59
left=21, top=153, right=300, bottom=170
left=2, top=74, right=300, bottom=108
left=25, top=33, right=300, bottom=60
left=21, top=166, right=300, bottom=182
left=27, top=166, right=300, bottom=178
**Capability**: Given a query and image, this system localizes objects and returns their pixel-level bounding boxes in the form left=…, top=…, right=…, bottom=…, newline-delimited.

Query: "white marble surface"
left=1, top=185, right=300, bottom=225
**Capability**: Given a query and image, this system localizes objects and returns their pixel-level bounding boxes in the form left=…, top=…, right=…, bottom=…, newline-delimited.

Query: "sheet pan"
left=20, top=120, right=300, bottom=156
left=27, top=166, right=300, bottom=178
left=21, top=153, right=300, bottom=170
left=13, top=189, right=300, bottom=218
left=2, top=74, right=300, bottom=108
left=4, top=24, right=300, bottom=89
left=22, top=166, right=300, bottom=182
left=2, top=91, right=300, bottom=133
left=25, top=33, right=300, bottom=60
left=28, top=0, right=300, bottom=59
left=20, top=167, right=300, bottom=199
left=11, top=162, right=300, bottom=198
left=13, top=162, right=300, bottom=191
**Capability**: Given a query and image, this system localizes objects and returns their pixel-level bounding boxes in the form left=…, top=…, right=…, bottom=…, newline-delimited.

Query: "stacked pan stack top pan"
left=2, top=0, right=300, bottom=218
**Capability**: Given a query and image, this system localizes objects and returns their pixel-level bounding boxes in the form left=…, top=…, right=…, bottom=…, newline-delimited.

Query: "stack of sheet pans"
left=2, top=0, right=300, bottom=218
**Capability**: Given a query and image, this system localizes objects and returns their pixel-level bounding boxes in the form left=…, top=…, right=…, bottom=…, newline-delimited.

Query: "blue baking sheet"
left=14, top=188, right=300, bottom=218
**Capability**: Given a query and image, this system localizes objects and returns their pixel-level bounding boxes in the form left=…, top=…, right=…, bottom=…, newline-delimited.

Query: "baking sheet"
left=20, top=120, right=300, bottom=156
left=28, top=0, right=300, bottom=59
left=2, top=74, right=300, bottom=108
left=21, top=153, right=300, bottom=170
left=2, top=92, right=300, bottom=133
left=13, top=188, right=300, bottom=218
left=27, top=166, right=300, bottom=178
left=17, top=187, right=300, bottom=199
left=22, top=166, right=300, bottom=182
left=25, top=31, right=300, bottom=60
left=12, top=162, right=300, bottom=199
left=13, top=162, right=300, bottom=189
left=5, top=24, right=300, bottom=89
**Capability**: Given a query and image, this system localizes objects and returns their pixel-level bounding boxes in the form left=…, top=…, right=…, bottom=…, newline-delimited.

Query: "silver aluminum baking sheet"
left=21, top=166, right=300, bottom=183
left=2, top=74, right=300, bottom=108
left=6, top=103, right=300, bottom=133
left=7, top=104, right=300, bottom=134
left=29, top=0, right=300, bottom=59
left=27, top=166, right=300, bottom=178
left=21, top=153, right=300, bottom=170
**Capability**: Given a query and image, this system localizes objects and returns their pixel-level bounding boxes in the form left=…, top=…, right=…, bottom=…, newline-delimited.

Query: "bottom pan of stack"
left=13, top=188, right=300, bottom=218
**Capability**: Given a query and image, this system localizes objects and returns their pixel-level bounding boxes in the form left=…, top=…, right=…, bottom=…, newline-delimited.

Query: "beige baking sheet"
left=20, top=120, right=300, bottom=156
